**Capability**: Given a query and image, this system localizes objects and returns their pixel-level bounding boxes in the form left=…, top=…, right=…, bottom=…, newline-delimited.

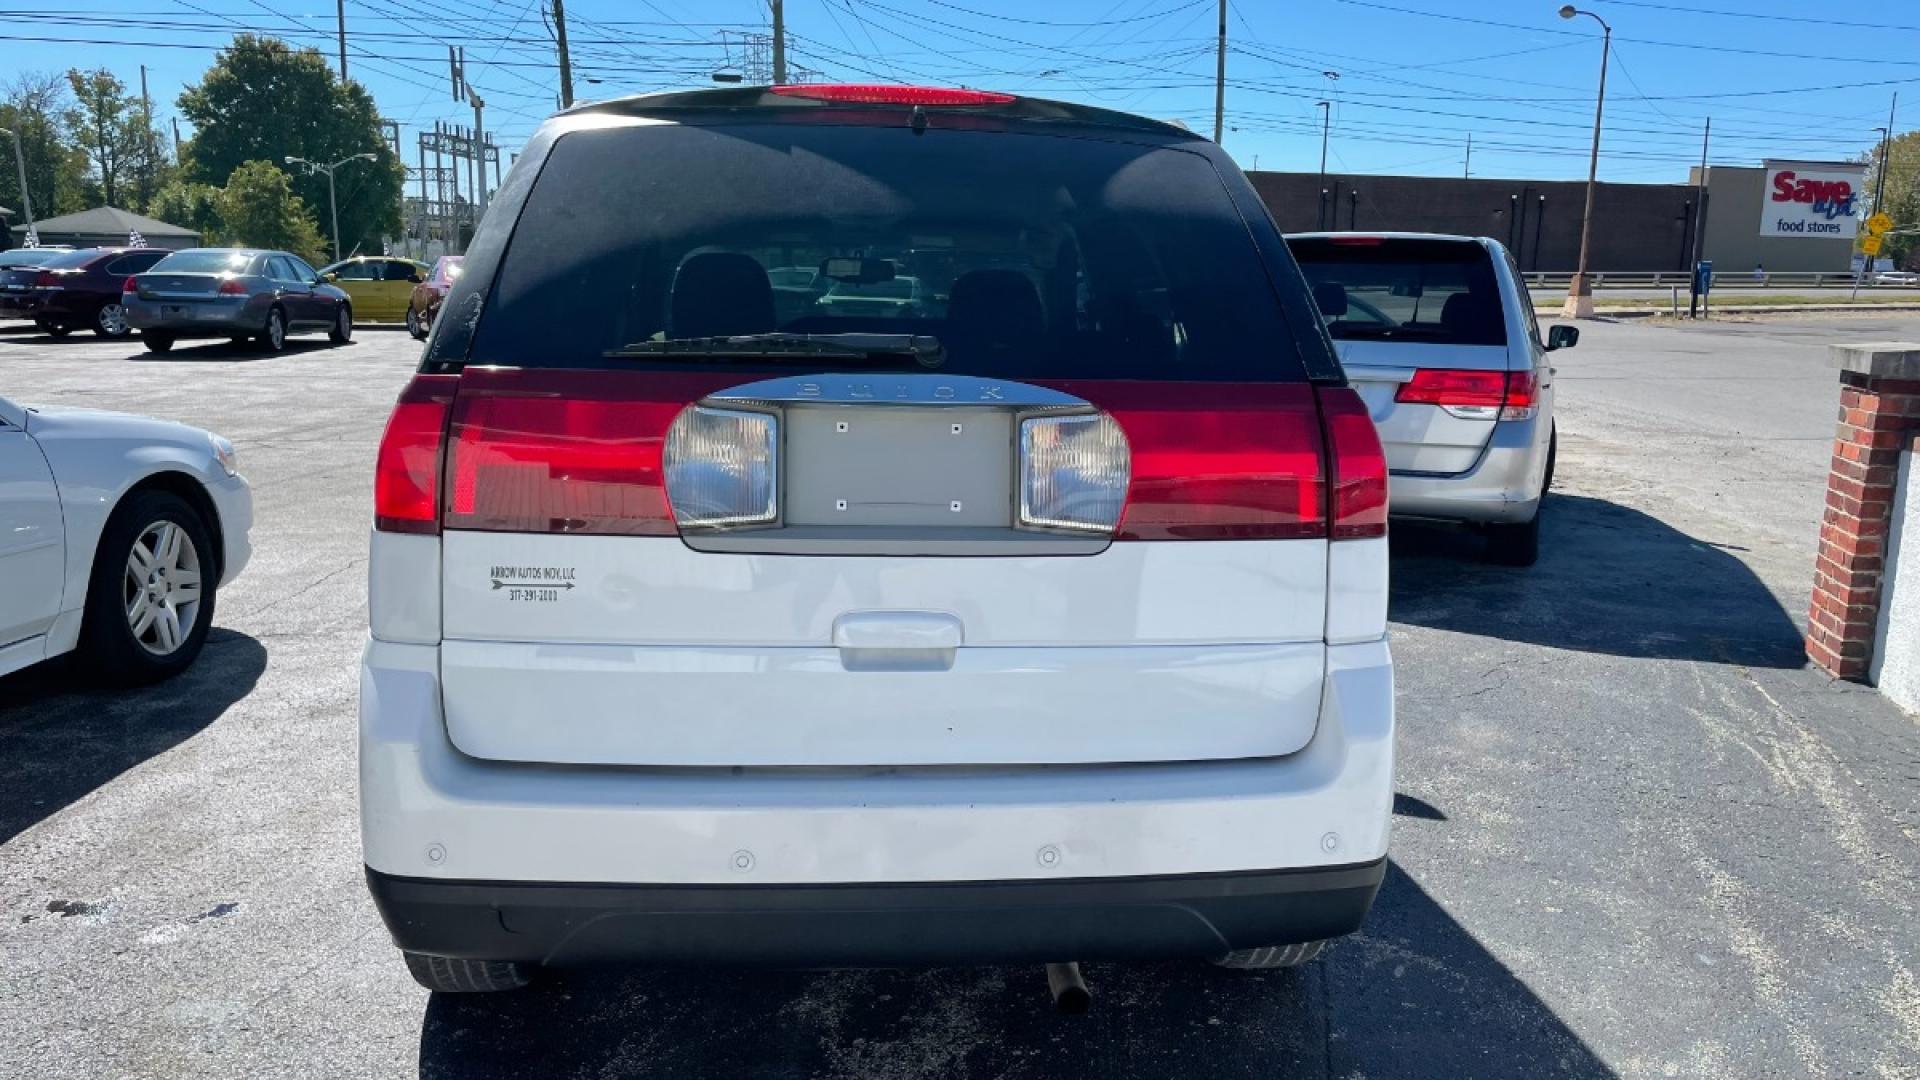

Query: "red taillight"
left=217, top=277, right=248, bottom=296
left=1395, top=369, right=1535, bottom=420
left=1056, top=382, right=1327, bottom=541
left=34, top=270, right=58, bottom=288
left=1317, top=387, right=1388, bottom=540
left=441, top=369, right=744, bottom=535
left=373, top=375, right=457, bottom=534
left=770, top=84, right=1015, bottom=106
left=122, top=276, right=138, bottom=294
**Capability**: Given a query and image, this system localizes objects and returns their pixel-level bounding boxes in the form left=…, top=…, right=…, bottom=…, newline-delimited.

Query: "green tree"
left=178, top=35, right=403, bottom=257
left=0, top=72, right=91, bottom=231
left=215, top=160, right=327, bottom=262
left=1863, top=130, right=1920, bottom=269
left=148, top=179, right=222, bottom=241
left=66, top=68, right=165, bottom=210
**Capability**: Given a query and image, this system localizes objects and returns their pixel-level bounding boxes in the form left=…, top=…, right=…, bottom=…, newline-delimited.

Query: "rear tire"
left=405, top=305, right=425, bottom=340
left=94, top=302, right=131, bottom=338
left=1213, top=939, right=1329, bottom=970
left=1486, top=511, right=1541, bottom=567
left=41, top=319, right=72, bottom=338
left=328, top=303, right=352, bottom=344
left=402, top=952, right=531, bottom=993
left=258, top=306, right=287, bottom=352
left=142, top=332, right=175, bottom=353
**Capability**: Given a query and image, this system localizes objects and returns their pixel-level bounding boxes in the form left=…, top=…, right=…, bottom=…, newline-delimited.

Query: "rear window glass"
left=469, top=121, right=1304, bottom=381
left=153, top=251, right=255, bottom=274
left=42, top=249, right=105, bottom=269
left=1288, top=237, right=1507, bottom=347
left=1, top=249, right=64, bottom=267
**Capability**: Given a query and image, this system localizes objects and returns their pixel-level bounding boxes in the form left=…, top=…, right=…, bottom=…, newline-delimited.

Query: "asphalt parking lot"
left=3, top=317, right=1918, bottom=1079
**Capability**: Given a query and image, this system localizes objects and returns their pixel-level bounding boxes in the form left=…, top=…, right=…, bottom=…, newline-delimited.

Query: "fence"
left=1523, top=271, right=1915, bottom=290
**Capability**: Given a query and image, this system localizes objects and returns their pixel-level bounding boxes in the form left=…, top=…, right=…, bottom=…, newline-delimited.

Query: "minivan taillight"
left=1068, top=383, right=1327, bottom=541
left=1396, top=369, right=1536, bottom=420
left=1019, top=413, right=1129, bottom=533
left=1317, top=387, right=1389, bottom=540
left=441, top=369, right=742, bottom=535
left=663, top=406, right=778, bottom=528
left=373, top=376, right=457, bottom=534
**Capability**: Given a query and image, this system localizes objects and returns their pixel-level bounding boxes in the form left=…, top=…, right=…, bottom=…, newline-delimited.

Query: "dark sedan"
left=0, top=248, right=76, bottom=323
left=0, top=247, right=171, bottom=338
left=124, top=248, right=354, bottom=353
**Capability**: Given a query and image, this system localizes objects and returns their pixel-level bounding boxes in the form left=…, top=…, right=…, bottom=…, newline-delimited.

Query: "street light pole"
left=0, top=127, right=33, bottom=241
left=1559, top=5, right=1610, bottom=320
left=1316, top=100, right=1331, bottom=229
left=286, top=153, right=376, bottom=263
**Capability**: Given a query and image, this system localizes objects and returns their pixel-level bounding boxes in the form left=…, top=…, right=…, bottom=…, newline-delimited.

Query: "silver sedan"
left=124, top=248, right=355, bottom=354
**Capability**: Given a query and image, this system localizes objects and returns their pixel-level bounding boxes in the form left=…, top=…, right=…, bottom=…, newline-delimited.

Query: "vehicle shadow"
left=1389, top=493, right=1804, bottom=668
left=125, top=339, right=342, bottom=362
left=414, top=862, right=1611, bottom=1080
left=0, top=629, right=267, bottom=845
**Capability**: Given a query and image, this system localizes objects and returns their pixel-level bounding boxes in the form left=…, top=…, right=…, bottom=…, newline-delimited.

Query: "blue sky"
left=3, top=0, right=1911, bottom=183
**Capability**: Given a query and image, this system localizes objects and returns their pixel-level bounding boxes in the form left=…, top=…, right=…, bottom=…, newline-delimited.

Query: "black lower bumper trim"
left=366, top=859, right=1386, bottom=967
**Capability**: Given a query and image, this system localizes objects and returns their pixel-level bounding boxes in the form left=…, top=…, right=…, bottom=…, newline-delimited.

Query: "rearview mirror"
left=1546, top=324, right=1579, bottom=351
left=1390, top=281, right=1424, bottom=298
left=820, top=256, right=896, bottom=285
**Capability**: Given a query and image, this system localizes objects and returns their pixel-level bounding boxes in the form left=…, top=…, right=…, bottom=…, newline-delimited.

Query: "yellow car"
left=316, top=256, right=429, bottom=322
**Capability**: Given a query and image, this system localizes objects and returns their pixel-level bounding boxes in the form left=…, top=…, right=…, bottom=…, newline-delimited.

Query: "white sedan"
left=1, top=394, right=251, bottom=683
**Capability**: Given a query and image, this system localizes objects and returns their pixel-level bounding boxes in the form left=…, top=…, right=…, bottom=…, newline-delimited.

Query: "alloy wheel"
left=123, top=520, right=203, bottom=656
left=97, top=303, right=128, bottom=336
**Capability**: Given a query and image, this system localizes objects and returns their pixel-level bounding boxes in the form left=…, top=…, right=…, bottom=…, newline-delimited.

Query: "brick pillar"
left=1808, top=343, right=1920, bottom=679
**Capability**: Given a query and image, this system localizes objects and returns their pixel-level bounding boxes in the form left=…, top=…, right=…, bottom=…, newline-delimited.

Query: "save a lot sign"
left=1760, top=160, right=1867, bottom=239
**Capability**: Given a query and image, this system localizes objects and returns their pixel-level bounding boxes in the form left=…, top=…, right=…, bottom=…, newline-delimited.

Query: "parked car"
left=124, top=248, right=354, bottom=354
left=0, top=249, right=78, bottom=322
left=318, top=255, right=429, bottom=322
left=361, top=84, right=1393, bottom=993
left=0, top=392, right=251, bottom=683
left=1874, top=270, right=1920, bottom=286
left=405, top=255, right=462, bottom=340
left=0, top=247, right=171, bottom=338
left=1288, top=232, right=1568, bottom=566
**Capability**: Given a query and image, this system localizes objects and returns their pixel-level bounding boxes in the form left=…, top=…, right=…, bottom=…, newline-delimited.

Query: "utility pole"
left=1874, top=92, right=1898, bottom=217
left=1464, top=133, right=1472, bottom=178
left=1212, top=0, right=1226, bottom=143
left=553, top=0, right=574, bottom=107
left=287, top=153, right=376, bottom=262
left=0, top=127, right=33, bottom=239
left=471, top=93, right=487, bottom=217
left=771, top=0, right=787, bottom=84
left=1689, top=117, right=1710, bottom=318
left=139, top=65, right=154, bottom=209
left=1316, top=100, right=1331, bottom=228
left=336, top=0, right=348, bottom=80
left=1559, top=5, right=1611, bottom=320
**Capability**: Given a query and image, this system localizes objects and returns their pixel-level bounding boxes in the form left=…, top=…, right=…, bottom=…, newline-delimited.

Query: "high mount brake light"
left=1327, top=236, right=1387, bottom=246
left=1396, top=369, right=1537, bottom=420
left=770, top=84, right=1015, bottom=106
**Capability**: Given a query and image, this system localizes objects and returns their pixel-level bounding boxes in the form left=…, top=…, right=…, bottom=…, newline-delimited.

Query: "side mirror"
left=322, top=272, right=338, bottom=282
left=410, top=273, right=425, bottom=284
left=1546, top=324, right=1579, bottom=351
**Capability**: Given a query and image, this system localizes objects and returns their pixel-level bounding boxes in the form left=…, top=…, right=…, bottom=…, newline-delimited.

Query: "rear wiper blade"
left=605, top=333, right=945, bottom=366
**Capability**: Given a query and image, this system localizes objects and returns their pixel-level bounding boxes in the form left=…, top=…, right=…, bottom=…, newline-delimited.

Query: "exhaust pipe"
left=1045, top=962, right=1090, bottom=1014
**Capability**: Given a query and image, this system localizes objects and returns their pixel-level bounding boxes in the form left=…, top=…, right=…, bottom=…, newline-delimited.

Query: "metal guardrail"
left=1523, top=271, right=1913, bottom=289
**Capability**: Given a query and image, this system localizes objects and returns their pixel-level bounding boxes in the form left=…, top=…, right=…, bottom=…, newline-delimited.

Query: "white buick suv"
left=359, top=85, right=1395, bottom=992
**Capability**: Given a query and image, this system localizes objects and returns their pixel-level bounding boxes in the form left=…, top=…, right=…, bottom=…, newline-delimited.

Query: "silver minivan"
left=1287, top=232, right=1573, bottom=565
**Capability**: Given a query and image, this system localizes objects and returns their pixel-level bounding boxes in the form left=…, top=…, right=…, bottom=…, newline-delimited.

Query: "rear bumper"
left=360, top=635, right=1394, bottom=887
left=1389, top=413, right=1550, bottom=524
left=366, top=859, right=1386, bottom=967
left=0, top=292, right=41, bottom=318
left=124, top=297, right=261, bottom=335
